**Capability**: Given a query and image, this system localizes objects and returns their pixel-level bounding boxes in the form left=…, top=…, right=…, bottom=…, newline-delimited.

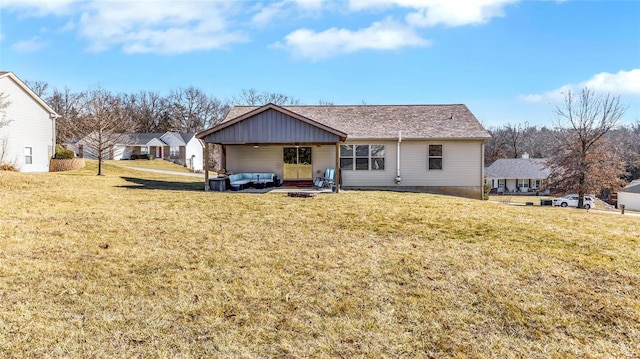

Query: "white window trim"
left=24, top=147, right=33, bottom=165
left=428, top=143, right=443, bottom=170
left=340, top=144, right=386, bottom=171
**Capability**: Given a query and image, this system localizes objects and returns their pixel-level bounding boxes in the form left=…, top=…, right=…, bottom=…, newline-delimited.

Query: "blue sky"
left=1, top=0, right=639, bottom=128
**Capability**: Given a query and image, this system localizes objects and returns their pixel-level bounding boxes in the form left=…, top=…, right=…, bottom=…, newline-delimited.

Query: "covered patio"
left=196, top=104, right=347, bottom=192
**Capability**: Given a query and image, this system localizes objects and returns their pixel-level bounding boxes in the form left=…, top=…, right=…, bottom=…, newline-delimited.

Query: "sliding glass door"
left=283, top=147, right=312, bottom=179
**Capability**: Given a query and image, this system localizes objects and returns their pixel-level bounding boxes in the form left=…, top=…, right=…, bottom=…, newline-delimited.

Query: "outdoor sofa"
left=228, top=172, right=277, bottom=190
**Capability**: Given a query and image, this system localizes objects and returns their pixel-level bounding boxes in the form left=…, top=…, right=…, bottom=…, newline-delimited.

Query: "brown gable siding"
left=202, top=108, right=342, bottom=144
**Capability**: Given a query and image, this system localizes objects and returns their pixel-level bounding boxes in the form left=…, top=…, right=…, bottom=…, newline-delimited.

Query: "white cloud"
left=290, top=0, right=327, bottom=10
left=1, top=0, right=79, bottom=16
left=11, top=36, right=48, bottom=53
left=251, top=2, right=288, bottom=28
left=273, top=18, right=430, bottom=60
left=349, top=0, right=518, bottom=27
left=58, top=20, right=76, bottom=32
left=520, top=69, right=640, bottom=103
left=250, top=0, right=329, bottom=28
left=77, top=1, right=248, bottom=54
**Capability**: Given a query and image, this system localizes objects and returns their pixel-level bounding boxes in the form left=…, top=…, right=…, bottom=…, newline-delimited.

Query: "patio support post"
left=335, top=142, right=340, bottom=193
left=204, top=142, right=210, bottom=191
left=222, top=145, right=227, bottom=170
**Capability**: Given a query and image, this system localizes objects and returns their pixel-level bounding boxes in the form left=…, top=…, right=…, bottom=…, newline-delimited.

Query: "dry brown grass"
left=1, top=161, right=638, bottom=358
left=116, top=158, right=194, bottom=173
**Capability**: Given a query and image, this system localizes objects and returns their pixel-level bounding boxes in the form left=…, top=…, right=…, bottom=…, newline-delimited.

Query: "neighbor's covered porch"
left=196, top=104, right=347, bottom=191
left=487, top=177, right=549, bottom=194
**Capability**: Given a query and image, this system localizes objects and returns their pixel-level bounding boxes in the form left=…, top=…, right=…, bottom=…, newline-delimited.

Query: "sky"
left=0, top=0, right=639, bottom=128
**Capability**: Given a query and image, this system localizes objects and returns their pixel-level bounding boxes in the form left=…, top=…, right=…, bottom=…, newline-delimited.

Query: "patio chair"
left=314, top=168, right=335, bottom=188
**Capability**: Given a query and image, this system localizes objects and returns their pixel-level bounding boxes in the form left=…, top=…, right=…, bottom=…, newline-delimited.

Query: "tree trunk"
left=97, top=154, right=103, bottom=176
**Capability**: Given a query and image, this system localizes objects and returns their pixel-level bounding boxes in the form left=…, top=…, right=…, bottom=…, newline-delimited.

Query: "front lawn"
left=1, top=161, right=638, bottom=358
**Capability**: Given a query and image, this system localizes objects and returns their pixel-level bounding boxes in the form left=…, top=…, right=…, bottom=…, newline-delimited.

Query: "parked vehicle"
left=552, top=194, right=595, bottom=209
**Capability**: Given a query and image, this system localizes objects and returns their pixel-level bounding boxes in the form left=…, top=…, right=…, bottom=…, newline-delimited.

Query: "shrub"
left=54, top=144, right=75, bottom=159
left=130, top=154, right=154, bottom=160
left=483, top=178, right=491, bottom=200
left=0, top=163, right=17, bottom=171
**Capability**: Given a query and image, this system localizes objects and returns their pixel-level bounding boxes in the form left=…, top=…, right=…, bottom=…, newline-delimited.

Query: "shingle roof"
left=121, top=132, right=193, bottom=146
left=178, top=132, right=196, bottom=143
left=623, top=179, right=640, bottom=194
left=485, top=158, right=551, bottom=179
left=224, top=104, right=491, bottom=140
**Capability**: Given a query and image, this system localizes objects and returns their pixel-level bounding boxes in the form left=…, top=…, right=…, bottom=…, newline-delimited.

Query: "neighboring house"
left=484, top=153, right=551, bottom=194
left=618, top=180, right=640, bottom=211
left=72, top=131, right=204, bottom=171
left=0, top=71, right=58, bottom=172
left=197, top=103, right=491, bottom=199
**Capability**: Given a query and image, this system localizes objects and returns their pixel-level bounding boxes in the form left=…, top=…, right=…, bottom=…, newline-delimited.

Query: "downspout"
left=50, top=113, right=60, bottom=159
left=395, top=131, right=402, bottom=184
left=481, top=141, right=486, bottom=200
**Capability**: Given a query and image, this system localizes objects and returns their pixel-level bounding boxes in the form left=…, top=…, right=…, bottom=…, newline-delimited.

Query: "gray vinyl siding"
left=226, top=145, right=338, bottom=179
left=312, top=145, right=336, bottom=179
left=0, top=76, right=54, bottom=172
left=398, top=140, right=482, bottom=187
left=340, top=140, right=483, bottom=187
left=204, top=109, right=341, bottom=144
left=227, top=146, right=283, bottom=176
left=223, top=140, right=483, bottom=197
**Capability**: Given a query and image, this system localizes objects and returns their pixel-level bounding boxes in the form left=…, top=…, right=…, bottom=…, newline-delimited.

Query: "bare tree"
left=0, top=92, right=12, bottom=165
left=607, top=121, right=640, bottom=181
left=24, top=80, right=49, bottom=98
left=128, top=91, right=169, bottom=132
left=546, top=88, right=628, bottom=208
left=168, top=87, right=229, bottom=132
left=48, top=87, right=82, bottom=143
left=71, top=87, right=131, bottom=176
left=0, top=92, right=10, bottom=128
left=231, top=88, right=300, bottom=106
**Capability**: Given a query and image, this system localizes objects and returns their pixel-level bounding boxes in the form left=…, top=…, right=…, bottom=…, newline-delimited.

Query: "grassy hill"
left=1, top=161, right=638, bottom=358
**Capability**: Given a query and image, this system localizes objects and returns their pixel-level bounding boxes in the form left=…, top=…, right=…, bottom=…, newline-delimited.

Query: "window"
left=498, top=179, right=505, bottom=188
left=340, top=144, right=385, bottom=171
left=140, top=146, right=149, bottom=155
left=428, top=144, right=442, bottom=170
left=170, top=146, right=180, bottom=157
left=24, top=147, right=33, bottom=165
left=518, top=179, right=529, bottom=188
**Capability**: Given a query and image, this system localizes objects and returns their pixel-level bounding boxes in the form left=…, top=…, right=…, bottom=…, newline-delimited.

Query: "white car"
left=552, top=194, right=595, bottom=209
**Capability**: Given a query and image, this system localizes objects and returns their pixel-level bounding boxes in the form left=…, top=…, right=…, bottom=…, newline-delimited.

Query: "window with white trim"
left=428, top=144, right=443, bottom=170
left=140, top=146, right=149, bottom=155
left=24, top=147, right=33, bottom=165
left=170, top=146, right=180, bottom=157
left=518, top=178, right=529, bottom=188
left=340, top=144, right=385, bottom=171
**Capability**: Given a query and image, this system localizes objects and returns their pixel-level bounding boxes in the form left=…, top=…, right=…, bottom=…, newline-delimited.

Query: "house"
left=484, top=153, right=551, bottom=194
left=618, top=179, right=640, bottom=211
left=196, top=103, right=491, bottom=199
left=74, top=132, right=204, bottom=171
left=0, top=71, right=58, bottom=172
